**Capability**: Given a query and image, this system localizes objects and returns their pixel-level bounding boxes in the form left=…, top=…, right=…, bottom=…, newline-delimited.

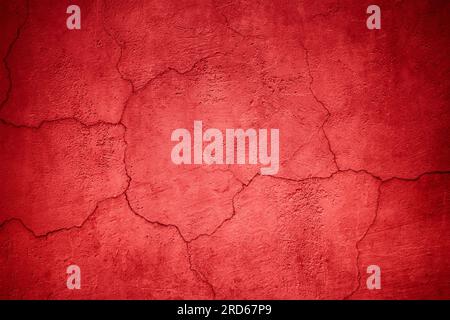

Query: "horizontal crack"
left=3, top=3, right=448, bottom=298
left=0, top=191, right=126, bottom=239
left=1, top=168, right=448, bottom=240
left=0, top=116, right=125, bottom=130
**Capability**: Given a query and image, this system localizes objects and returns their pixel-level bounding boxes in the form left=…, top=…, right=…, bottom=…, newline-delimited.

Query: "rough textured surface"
left=352, top=174, right=450, bottom=299
left=0, top=0, right=449, bottom=299
left=0, top=120, right=128, bottom=235
left=0, top=0, right=130, bottom=126
left=0, top=196, right=211, bottom=299
left=190, top=172, right=380, bottom=299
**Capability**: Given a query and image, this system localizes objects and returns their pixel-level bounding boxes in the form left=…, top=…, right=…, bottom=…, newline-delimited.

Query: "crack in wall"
left=0, top=191, right=126, bottom=239
left=343, top=182, right=382, bottom=300
left=0, top=116, right=124, bottom=130
left=299, top=39, right=340, bottom=172
left=103, top=0, right=241, bottom=98
left=122, top=190, right=217, bottom=298
left=0, top=0, right=29, bottom=113
left=341, top=170, right=450, bottom=299
left=1, top=160, right=448, bottom=298
left=188, top=172, right=260, bottom=243
left=101, top=0, right=136, bottom=94
left=1, top=1, right=449, bottom=299
left=273, top=169, right=450, bottom=299
left=211, top=1, right=247, bottom=39
left=98, top=5, right=271, bottom=293
left=101, top=8, right=224, bottom=294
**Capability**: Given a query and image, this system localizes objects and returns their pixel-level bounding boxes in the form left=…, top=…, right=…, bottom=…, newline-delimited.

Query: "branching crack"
left=1, top=1, right=449, bottom=299
left=343, top=182, right=382, bottom=300
left=341, top=169, right=450, bottom=299
left=0, top=192, right=126, bottom=239
left=188, top=172, right=260, bottom=243
left=299, top=39, right=340, bottom=172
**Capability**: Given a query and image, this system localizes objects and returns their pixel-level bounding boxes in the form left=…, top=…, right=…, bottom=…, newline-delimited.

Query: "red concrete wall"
left=0, top=0, right=449, bottom=299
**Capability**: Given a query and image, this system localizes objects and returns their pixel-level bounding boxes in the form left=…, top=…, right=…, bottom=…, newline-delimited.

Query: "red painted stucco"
left=0, top=0, right=449, bottom=299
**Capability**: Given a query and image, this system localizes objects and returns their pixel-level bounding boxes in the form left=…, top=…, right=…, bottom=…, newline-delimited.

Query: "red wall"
left=0, top=0, right=449, bottom=299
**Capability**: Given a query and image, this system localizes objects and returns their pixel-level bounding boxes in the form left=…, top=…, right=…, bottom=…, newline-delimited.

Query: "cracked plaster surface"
left=0, top=0, right=449, bottom=299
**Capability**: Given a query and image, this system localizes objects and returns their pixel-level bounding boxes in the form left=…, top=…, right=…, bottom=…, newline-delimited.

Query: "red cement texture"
left=0, top=0, right=449, bottom=299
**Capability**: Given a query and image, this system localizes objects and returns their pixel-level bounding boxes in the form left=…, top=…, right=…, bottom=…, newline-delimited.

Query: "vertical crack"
left=0, top=0, right=30, bottom=112
left=344, top=182, right=382, bottom=299
left=299, top=39, right=340, bottom=172
left=123, top=190, right=217, bottom=298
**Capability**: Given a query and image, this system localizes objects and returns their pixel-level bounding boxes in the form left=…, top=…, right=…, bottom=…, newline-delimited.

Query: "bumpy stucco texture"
left=0, top=0, right=449, bottom=299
